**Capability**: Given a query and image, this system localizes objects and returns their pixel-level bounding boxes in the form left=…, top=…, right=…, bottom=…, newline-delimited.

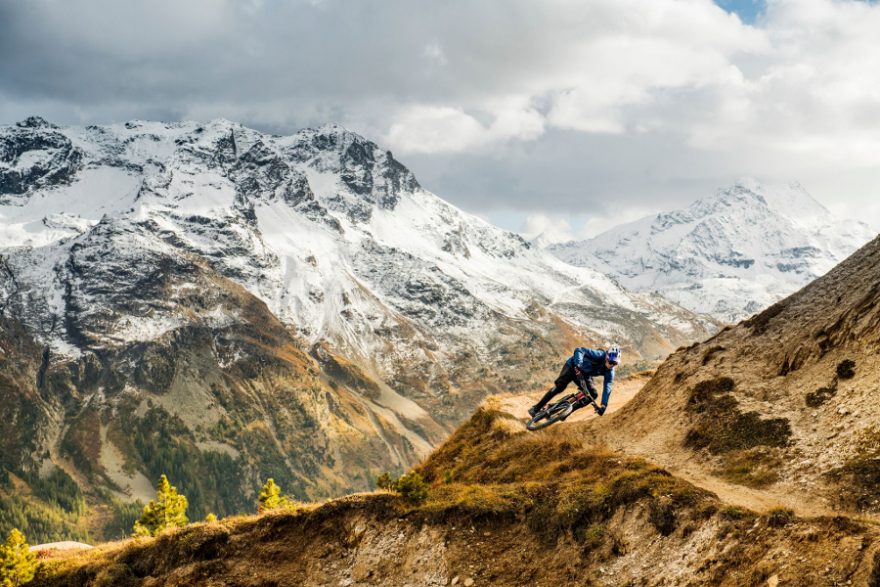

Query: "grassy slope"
left=32, top=409, right=880, bottom=586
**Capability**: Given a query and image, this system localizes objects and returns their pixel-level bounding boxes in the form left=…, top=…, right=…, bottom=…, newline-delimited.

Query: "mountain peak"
left=550, top=181, right=876, bottom=322
left=698, top=180, right=830, bottom=226
left=15, top=115, right=57, bottom=129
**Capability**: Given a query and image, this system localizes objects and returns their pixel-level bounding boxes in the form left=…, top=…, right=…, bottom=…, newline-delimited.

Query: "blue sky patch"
left=714, top=0, right=766, bottom=23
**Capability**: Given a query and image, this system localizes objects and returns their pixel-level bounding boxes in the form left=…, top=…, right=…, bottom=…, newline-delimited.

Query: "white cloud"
left=380, top=0, right=880, bottom=186
left=520, top=214, right=574, bottom=243
left=4, top=0, right=880, bottom=227
left=385, top=107, right=487, bottom=153
left=385, top=99, right=543, bottom=153
left=385, top=0, right=769, bottom=151
left=423, top=42, right=448, bottom=67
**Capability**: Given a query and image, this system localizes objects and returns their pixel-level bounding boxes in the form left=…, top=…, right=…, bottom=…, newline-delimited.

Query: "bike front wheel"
left=526, top=400, right=574, bottom=431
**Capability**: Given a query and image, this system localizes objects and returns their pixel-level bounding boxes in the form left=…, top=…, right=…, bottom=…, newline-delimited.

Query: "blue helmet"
left=606, top=344, right=621, bottom=365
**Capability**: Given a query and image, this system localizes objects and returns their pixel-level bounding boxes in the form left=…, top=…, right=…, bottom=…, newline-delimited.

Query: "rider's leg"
left=532, top=363, right=575, bottom=412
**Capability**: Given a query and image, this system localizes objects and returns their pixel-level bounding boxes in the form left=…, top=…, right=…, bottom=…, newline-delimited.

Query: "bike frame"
left=572, top=374, right=600, bottom=408
left=526, top=378, right=601, bottom=431
left=556, top=386, right=599, bottom=412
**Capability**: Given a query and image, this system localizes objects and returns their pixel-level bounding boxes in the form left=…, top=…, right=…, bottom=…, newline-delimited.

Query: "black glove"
left=595, top=404, right=607, bottom=416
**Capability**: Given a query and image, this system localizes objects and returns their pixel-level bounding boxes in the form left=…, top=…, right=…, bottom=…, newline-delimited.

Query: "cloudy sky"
left=2, top=0, right=879, bottom=239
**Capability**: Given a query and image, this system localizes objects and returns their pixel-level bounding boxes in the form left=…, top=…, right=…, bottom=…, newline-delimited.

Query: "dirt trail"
left=492, top=374, right=847, bottom=519
left=493, top=375, right=645, bottom=424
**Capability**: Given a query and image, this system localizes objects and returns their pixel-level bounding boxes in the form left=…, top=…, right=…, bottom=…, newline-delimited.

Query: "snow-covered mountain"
left=549, top=180, right=877, bottom=323
left=0, top=116, right=714, bottom=536
left=1, top=116, right=713, bottom=367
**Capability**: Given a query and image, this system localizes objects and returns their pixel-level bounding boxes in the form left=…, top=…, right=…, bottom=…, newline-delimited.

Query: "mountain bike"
left=526, top=383, right=599, bottom=431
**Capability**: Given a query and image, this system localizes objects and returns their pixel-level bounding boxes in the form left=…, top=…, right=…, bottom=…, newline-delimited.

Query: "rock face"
left=549, top=180, right=876, bottom=322
left=0, top=117, right=713, bottom=540
left=596, top=234, right=880, bottom=516
left=0, top=117, right=82, bottom=201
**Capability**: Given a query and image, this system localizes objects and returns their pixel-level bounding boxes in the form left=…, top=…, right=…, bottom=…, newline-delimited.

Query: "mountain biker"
left=528, top=344, right=621, bottom=418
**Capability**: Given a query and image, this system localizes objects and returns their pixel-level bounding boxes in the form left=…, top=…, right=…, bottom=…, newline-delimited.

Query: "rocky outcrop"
left=0, top=120, right=83, bottom=201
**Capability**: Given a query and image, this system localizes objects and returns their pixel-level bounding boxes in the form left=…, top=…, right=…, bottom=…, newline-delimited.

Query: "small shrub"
left=805, top=384, right=837, bottom=407
left=688, top=377, right=736, bottom=410
left=204, top=513, right=218, bottom=522
left=376, top=472, right=396, bottom=491
left=687, top=410, right=790, bottom=454
left=767, top=508, right=795, bottom=528
left=258, top=479, right=293, bottom=513
left=132, top=475, right=188, bottom=537
left=719, top=506, right=750, bottom=521
left=395, top=472, right=429, bottom=504
left=686, top=377, right=790, bottom=453
left=837, top=359, right=856, bottom=380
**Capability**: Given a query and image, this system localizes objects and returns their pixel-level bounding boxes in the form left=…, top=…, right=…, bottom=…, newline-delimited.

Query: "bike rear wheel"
left=526, top=399, right=574, bottom=431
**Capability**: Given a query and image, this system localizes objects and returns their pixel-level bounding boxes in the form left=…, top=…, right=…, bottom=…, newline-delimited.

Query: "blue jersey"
left=566, top=347, right=615, bottom=406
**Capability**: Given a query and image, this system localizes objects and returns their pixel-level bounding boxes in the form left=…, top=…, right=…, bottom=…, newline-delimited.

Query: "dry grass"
left=684, top=377, right=791, bottom=454
left=716, top=448, right=783, bottom=488
left=414, top=409, right=711, bottom=540
left=34, top=409, right=718, bottom=585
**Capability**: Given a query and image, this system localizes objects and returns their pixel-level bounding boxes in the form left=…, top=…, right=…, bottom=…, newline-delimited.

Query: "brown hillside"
left=32, top=409, right=880, bottom=586
left=0, top=259, right=446, bottom=542
left=592, top=234, right=880, bottom=516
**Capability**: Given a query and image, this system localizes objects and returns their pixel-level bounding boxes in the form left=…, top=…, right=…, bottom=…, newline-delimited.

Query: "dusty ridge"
left=32, top=409, right=880, bottom=587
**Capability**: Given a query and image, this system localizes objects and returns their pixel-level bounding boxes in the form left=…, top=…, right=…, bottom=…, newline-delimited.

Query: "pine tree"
left=132, top=475, right=189, bottom=537
left=0, top=528, right=38, bottom=587
left=376, top=471, right=396, bottom=491
left=395, top=472, right=429, bottom=504
left=257, top=478, right=290, bottom=513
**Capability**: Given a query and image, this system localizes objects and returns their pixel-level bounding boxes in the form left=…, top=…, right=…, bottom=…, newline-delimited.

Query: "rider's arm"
left=572, top=347, right=586, bottom=369
left=600, top=369, right=615, bottom=407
